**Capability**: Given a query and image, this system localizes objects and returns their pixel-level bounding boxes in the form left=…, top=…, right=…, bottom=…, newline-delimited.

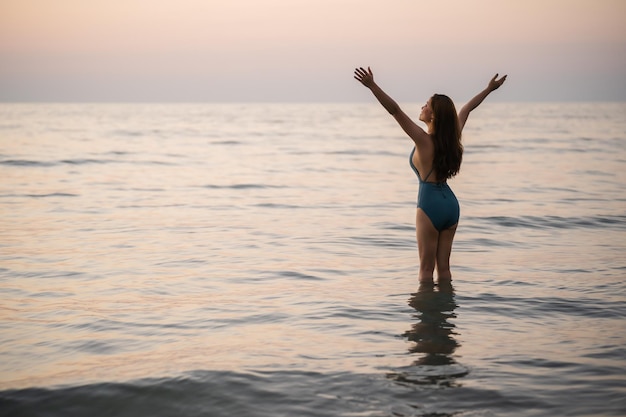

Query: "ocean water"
left=0, top=102, right=625, bottom=416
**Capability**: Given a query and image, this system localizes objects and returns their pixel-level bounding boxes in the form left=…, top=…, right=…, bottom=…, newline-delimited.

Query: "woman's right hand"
left=354, top=67, right=375, bottom=88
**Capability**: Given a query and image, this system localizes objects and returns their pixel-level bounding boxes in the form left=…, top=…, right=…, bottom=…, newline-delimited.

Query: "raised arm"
left=354, top=67, right=429, bottom=145
left=458, top=74, right=507, bottom=131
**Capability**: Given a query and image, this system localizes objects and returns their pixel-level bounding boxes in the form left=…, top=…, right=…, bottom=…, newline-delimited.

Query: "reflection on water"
left=388, top=282, right=468, bottom=387
left=406, top=282, right=459, bottom=364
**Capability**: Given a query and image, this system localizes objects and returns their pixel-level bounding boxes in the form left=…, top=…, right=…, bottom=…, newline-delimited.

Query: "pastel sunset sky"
left=1, top=0, right=624, bottom=102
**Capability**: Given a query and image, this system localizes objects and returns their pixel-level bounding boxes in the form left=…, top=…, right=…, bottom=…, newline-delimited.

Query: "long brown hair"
left=430, top=94, right=463, bottom=180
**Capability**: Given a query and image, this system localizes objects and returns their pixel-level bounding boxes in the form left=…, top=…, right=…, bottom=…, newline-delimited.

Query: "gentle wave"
left=0, top=370, right=522, bottom=417
left=0, top=159, right=175, bottom=167
left=468, top=215, right=626, bottom=230
left=0, top=159, right=57, bottom=167
left=203, top=184, right=288, bottom=190
left=3, top=366, right=622, bottom=417
left=461, top=292, right=625, bottom=319
left=0, top=192, right=79, bottom=198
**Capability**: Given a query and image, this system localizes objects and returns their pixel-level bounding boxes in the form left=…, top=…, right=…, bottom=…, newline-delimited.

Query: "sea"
left=0, top=102, right=625, bottom=417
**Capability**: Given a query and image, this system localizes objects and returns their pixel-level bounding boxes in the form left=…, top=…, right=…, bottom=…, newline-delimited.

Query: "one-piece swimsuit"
left=409, top=147, right=459, bottom=231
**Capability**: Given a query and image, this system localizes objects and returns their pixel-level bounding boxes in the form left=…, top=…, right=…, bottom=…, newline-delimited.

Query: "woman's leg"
left=416, top=209, right=439, bottom=283
left=436, top=224, right=457, bottom=282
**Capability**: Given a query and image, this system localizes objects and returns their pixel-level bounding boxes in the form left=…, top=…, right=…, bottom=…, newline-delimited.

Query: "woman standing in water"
left=354, top=67, right=506, bottom=283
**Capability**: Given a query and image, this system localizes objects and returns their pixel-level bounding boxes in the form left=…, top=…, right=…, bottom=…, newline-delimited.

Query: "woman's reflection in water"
left=405, top=281, right=459, bottom=366
left=389, top=281, right=467, bottom=388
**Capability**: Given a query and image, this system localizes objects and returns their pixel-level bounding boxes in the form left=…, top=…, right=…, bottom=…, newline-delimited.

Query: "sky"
left=0, top=0, right=624, bottom=102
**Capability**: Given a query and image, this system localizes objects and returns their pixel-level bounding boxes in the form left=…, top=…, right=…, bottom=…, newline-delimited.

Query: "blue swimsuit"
left=409, top=147, right=460, bottom=231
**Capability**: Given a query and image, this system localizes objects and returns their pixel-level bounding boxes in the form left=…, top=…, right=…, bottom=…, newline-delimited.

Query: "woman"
left=354, top=67, right=506, bottom=283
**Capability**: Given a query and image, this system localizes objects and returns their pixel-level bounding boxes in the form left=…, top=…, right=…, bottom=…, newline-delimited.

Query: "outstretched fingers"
left=489, top=73, right=507, bottom=91
left=354, top=66, right=374, bottom=86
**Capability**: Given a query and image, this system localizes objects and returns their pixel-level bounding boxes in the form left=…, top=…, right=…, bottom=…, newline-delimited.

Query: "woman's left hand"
left=488, top=73, right=507, bottom=92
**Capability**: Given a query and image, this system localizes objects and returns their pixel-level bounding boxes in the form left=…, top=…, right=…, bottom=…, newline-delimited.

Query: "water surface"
left=1, top=102, right=625, bottom=416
